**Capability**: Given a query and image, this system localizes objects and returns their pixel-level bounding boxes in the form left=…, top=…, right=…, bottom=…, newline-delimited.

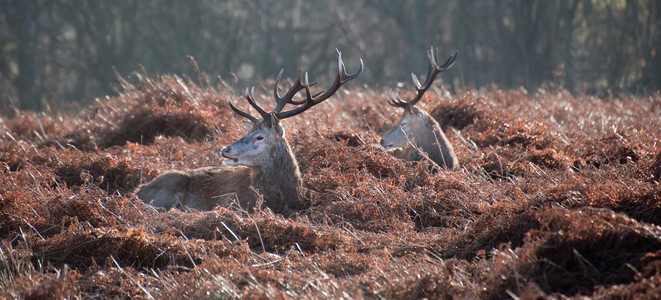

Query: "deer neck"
left=250, top=137, right=302, bottom=210
left=410, top=113, right=457, bottom=169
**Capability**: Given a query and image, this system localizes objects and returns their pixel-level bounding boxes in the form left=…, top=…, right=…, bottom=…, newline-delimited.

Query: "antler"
left=228, top=50, right=363, bottom=122
left=227, top=87, right=266, bottom=123
left=272, top=70, right=305, bottom=112
left=275, top=49, right=363, bottom=119
left=387, top=47, right=457, bottom=108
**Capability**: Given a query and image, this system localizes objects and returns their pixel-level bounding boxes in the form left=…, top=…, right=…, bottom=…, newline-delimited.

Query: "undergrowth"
left=1, top=75, right=660, bottom=298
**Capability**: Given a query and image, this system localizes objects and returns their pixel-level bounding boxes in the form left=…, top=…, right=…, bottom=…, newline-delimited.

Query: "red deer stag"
left=380, top=47, right=459, bottom=170
left=137, top=50, right=363, bottom=213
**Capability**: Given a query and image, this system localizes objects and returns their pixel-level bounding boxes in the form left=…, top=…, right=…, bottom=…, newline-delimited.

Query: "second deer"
left=137, top=50, right=363, bottom=213
left=380, top=47, right=459, bottom=170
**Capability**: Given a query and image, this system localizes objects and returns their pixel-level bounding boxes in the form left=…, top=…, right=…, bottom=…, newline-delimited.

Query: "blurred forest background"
left=0, top=0, right=659, bottom=114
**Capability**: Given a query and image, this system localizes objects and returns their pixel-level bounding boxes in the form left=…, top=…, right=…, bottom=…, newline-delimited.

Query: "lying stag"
left=380, top=47, right=459, bottom=170
left=137, top=50, right=363, bottom=213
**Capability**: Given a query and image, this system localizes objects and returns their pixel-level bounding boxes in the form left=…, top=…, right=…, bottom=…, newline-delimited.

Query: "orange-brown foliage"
left=1, top=75, right=660, bottom=298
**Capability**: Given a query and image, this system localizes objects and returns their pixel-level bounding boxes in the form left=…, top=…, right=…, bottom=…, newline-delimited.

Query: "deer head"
left=221, top=50, right=364, bottom=167
left=380, top=47, right=458, bottom=169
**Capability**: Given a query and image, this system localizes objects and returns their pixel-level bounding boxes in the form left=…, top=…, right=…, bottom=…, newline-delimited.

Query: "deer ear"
left=242, top=120, right=253, bottom=132
left=268, top=112, right=285, bottom=135
left=269, top=112, right=279, bottom=128
left=408, top=106, right=422, bottom=115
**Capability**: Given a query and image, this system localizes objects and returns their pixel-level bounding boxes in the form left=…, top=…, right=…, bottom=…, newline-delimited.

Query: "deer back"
left=136, top=171, right=190, bottom=209
left=184, top=166, right=258, bottom=211
left=137, top=166, right=258, bottom=211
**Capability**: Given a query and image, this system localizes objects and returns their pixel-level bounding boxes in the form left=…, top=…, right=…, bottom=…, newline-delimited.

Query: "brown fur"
left=381, top=47, right=458, bottom=169
left=137, top=51, right=361, bottom=213
left=249, top=135, right=303, bottom=212
left=381, top=106, right=459, bottom=169
left=137, top=118, right=305, bottom=214
left=137, top=166, right=259, bottom=211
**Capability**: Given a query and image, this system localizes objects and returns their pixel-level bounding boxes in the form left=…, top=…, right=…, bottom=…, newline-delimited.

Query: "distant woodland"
left=1, top=0, right=659, bottom=112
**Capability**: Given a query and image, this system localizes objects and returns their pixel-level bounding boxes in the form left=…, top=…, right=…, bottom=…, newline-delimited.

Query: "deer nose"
left=221, top=146, right=231, bottom=155
left=379, top=139, right=385, bottom=146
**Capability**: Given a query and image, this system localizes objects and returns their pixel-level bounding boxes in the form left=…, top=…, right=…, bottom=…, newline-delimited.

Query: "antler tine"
left=244, top=87, right=269, bottom=118
left=287, top=72, right=320, bottom=105
left=275, top=49, right=364, bottom=120
left=432, top=47, right=458, bottom=72
left=427, top=46, right=439, bottom=70
left=338, top=49, right=365, bottom=81
left=396, top=47, right=458, bottom=107
left=227, top=97, right=259, bottom=123
left=272, top=69, right=286, bottom=111
left=273, top=69, right=310, bottom=113
left=385, top=89, right=409, bottom=108
left=411, top=72, right=423, bottom=90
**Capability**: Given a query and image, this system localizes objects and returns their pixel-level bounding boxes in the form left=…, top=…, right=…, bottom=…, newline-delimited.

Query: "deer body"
left=137, top=50, right=362, bottom=213
left=137, top=166, right=258, bottom=211
left=381, top=47, right=459, bottom=170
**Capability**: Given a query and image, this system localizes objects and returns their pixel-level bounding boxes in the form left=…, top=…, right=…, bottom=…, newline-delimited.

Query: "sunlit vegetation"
left=1, top=75, right=660, bottom=298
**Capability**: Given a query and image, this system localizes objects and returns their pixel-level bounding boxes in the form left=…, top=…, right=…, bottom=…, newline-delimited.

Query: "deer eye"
left=255, top=135, right=264, bottom=141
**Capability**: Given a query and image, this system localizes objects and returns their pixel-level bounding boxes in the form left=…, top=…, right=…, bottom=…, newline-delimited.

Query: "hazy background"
left=1, top=0, right=659, bottom=114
